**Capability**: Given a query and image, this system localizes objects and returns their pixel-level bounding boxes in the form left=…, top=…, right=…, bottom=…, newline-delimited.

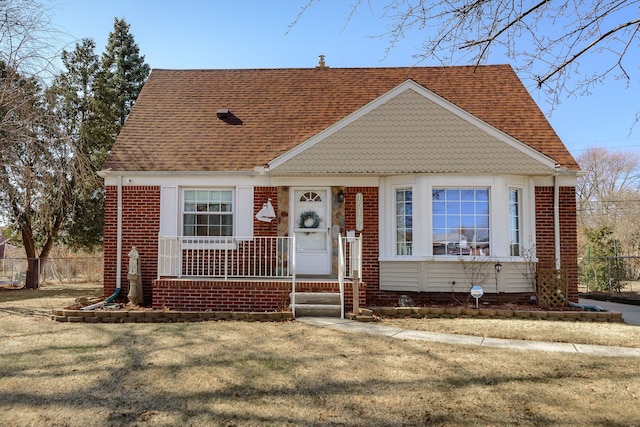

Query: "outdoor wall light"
left=494, top=262, right=502, bottom=274
left=338, top=190, right=345, bottom=203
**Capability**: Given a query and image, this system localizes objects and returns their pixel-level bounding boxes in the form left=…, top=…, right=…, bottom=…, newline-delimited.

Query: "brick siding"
left=535, top=186, right=579, bottom=302
left=152, top=279, right=366, bottom=312
left=104, top=185, right=160, bottom=305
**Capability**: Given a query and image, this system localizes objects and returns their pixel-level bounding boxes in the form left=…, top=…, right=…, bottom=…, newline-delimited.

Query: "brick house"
left=100, top=62, right=580, bottom=315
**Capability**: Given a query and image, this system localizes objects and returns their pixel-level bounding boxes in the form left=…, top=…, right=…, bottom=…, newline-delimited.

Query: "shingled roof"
left=103, top=64, right=579, bottom=172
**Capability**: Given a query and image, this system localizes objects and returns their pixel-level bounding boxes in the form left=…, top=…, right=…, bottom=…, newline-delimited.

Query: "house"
left=0, top=229, right=15, bottom=260
left=100, top=61, right=580, bottom=314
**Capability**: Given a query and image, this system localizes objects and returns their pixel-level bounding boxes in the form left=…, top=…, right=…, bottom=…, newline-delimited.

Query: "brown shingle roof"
left=103, top=65, right=579, bottom=172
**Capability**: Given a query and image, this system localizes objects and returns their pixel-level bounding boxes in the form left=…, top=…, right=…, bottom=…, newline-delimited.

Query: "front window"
left=395, top=188, right=413, bottom=255
left=432, top=188, right=490, bottom=256
left=183, top=190, right=233, bottom=236
left=509, top=188, right=521, bottom=256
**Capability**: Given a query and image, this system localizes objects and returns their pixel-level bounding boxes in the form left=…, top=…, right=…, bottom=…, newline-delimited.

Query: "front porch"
left=154, top=234, right=364, bottom=316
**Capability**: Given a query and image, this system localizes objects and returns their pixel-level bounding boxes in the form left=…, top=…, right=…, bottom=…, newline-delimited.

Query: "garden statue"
left=127, top=246, right=143, bottom=305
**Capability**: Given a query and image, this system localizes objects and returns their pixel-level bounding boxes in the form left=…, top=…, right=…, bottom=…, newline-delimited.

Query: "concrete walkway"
left=579, top=298, right=640, bottom=326
left=297, top=316, right=640, bottom=358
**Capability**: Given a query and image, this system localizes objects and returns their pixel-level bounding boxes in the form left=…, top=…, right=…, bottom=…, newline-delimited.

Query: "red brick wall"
left=343, top=187, right=381, bottom=304
left=104, top=185, right=160, bottom=305
left=535, top=186, right=579, bottom=302
left=254, top=187, right=278, bottom=236
left=152, top=279, right=366, bottom=312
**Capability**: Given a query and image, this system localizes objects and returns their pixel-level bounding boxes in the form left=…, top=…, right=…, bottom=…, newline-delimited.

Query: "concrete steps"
left=290, top=292, right=342, bottom=318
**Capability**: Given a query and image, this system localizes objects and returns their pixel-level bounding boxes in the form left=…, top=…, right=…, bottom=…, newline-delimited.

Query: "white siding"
left=500, top=263, right=535, bottom=293
left=380, top=260, right=533, bottom=294
left=380, top=262, right=420, bottom=292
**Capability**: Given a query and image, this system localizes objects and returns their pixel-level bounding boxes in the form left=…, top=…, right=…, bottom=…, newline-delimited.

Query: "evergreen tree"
left=581, top=226, right=626, bottom=292
left=97, top=17, right=150, bottom=129
left=50, top=19, right=150, bottom=252
left=48, top=39, right=105, bottom=251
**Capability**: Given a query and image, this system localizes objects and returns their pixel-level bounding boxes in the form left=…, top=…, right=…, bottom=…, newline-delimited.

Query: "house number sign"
left=356, top=193, right=364, bottom=231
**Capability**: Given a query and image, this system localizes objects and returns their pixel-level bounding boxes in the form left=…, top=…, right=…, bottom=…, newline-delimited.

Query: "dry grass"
left=1, top=283, right=640, bottom=426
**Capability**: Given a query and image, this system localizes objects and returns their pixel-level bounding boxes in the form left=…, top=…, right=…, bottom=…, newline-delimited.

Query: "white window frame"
left=431, top=186, right=491, bottom=257
left=394, top=186, right=414, bottom=256
left=508, top=187, right=523, bottom=257
left=181, top=188, right=236, bottom=249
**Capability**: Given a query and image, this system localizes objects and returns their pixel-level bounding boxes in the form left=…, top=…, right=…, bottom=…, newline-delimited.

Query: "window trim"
left=508, top=187, right=523, bottom=257
left=394, top=186, right=414, bottom=256
left=431, top=186, right=491, bottom=258
left=181, top=188, right=236, bottom=249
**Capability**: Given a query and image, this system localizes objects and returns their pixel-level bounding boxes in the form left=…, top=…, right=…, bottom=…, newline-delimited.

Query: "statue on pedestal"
left=127, top=246, right=143, bottom=305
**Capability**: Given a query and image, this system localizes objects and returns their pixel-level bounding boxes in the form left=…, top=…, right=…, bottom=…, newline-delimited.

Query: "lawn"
left=1, top=283, right=640, bottom=426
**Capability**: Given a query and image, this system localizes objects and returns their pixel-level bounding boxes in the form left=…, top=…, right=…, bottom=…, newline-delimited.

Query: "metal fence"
left=579, top=255, right=640, bottom=293
left=0, top=256, right=103, bottom=288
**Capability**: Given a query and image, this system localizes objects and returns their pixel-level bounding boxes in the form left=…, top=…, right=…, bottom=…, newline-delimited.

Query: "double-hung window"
left=183, top=190, right=233, bottom=237
left=432, top=188, right=490, bottom=256
left=395, top=188, right=413, bottom=255
left=508, top=188, right=521, bottom=256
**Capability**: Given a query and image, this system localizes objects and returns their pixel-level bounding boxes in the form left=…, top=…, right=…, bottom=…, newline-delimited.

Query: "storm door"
left=292, top=188, right=331, bottom=275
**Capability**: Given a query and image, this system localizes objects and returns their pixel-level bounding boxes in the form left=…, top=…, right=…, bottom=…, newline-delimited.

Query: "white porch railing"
left=158, top=236, right=295, bottom=279
left=338, top=233, right=363, bottom=319
left=158, top=233, right=362, bottom=320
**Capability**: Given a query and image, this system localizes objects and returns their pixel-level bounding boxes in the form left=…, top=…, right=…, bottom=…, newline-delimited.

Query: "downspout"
left=82, top=174, right=122, bottom=310
left=106, top=174, right=123, bottom=303
left=554, top=170, right=561, bottom=270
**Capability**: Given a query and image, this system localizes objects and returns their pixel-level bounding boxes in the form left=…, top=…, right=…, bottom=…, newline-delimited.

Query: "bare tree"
left=292, top=0, right=640, bottom=108
left=576, top=147, right=640, bottom=229
left=0, top=0, right=93, bottom=288
left=576, top=147, right=640, bottom=282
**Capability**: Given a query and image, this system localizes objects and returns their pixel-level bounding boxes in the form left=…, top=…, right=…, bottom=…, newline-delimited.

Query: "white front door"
left=292, top=188, right=331, bottom=275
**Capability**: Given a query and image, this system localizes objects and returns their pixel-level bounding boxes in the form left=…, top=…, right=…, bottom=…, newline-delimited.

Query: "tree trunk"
left=21, top=214, right=60, bottom=289
left=24, top=258, right=40, bottom=289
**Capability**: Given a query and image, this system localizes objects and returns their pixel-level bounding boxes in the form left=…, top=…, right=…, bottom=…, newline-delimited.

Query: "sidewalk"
left=298, top=316, right=640, bottom=358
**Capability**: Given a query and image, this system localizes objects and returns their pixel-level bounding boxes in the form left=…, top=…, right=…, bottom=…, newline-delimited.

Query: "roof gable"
left=103, top=65, right=579, bottom=173
left=269, top=80, right=556, bottom=176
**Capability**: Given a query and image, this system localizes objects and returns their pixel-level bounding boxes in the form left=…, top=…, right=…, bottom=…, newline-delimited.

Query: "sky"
left=48, top=0, right=640, bottom=160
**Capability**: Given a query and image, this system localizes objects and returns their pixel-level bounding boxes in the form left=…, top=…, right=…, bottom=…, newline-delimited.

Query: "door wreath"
left=298, top=210, right=320, bottom=228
